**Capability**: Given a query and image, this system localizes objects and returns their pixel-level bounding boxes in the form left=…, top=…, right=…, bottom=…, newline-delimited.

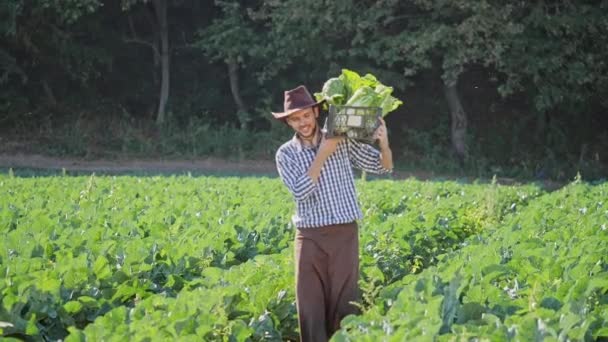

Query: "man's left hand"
left=373, top=117, right=390, bottom=150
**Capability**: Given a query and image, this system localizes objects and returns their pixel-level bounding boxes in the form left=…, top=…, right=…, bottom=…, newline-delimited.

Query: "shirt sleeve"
left=346, top=139, right=392, bottom=174
left=276, top=149, right=318, bottom=201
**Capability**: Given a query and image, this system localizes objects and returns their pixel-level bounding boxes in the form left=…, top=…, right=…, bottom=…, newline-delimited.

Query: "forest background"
left=1, top=0, right=607, bottom=181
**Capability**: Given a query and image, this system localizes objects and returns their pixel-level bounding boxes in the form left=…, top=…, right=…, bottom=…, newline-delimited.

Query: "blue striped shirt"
left=276, top=135, right=391, bottom=228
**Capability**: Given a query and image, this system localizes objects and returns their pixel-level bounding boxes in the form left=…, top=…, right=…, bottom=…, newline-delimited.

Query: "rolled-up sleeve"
left=347, top=139, right=392, bottom=174
left=276, top=150, right=317, bottom=201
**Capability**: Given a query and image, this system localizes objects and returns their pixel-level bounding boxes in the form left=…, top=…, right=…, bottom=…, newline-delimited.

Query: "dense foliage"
left=1, top=1, right=607, bottom=179
left=338, top=178, right=608, bottom=340
left=1, top=173, right=606, bottom=340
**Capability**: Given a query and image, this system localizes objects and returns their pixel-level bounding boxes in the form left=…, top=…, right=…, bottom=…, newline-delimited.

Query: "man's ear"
left=313, top=106, right=320, bottom=118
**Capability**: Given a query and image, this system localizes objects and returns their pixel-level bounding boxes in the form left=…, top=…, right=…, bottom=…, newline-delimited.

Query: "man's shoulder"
left=276, top=139, right=297, bottom=157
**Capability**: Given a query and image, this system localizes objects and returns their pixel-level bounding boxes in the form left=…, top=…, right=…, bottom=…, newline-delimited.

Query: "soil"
left=0, top=153, right=566, bottom=190
left=0, top=153, right=446, bottom=179
left=0, top=153, right=278, bottom=176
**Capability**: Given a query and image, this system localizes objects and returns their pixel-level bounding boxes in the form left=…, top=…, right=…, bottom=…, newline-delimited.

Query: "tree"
left=345, top=1, right=517, bottom=163
left=226, top=0, right=509, bottom=162
left=122, top=0, right=171, bottom=125
left=194, top=1, right=265, bottom=129
left=351, top=0, right=608, bottom=162
left=0, top=0, right=107, bottom=123
left=491, top=1, right=608, bottom=141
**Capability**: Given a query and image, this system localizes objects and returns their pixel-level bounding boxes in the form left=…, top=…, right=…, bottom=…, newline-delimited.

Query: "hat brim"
left=271, top=99, right=325, bottom=120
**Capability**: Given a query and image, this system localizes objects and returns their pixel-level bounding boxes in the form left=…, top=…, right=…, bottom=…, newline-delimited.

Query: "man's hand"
left=308, top=135, right=344, bottom=183
left=373, top=117, right=393, bottom=171
left=319, top=135, right=345, bottom=154
left=373, top=117, right=390, bottom=150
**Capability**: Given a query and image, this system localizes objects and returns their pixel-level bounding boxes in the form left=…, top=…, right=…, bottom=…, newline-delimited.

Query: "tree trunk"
left=443, top=81, right=468, bottom=164
left=152, top=37, right=160, bottom=86
left=42, top=80, right=57, bottom=107
left=227, top=57, right=248, bottom=129
left=535, top=110, right=548, bottom=144
left=153, top=0, right=169, bottom=125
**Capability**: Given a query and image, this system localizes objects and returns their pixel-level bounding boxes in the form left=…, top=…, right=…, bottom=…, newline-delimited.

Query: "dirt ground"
left=0, top=153, right=567, bottom=190
left=0, top=153, right=279, bottom=176
left=0, top=153, right=444, bottom=179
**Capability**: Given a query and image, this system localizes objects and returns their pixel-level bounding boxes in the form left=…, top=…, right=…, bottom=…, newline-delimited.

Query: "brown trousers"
left=294, top=222, right=360, bottom=342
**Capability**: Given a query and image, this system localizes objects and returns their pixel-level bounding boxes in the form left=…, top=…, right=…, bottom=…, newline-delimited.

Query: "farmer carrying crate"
left=272, top=84, right=393, bottom=342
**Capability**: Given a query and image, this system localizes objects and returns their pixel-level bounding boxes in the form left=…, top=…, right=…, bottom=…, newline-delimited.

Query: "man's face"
left=285, top=107, right=318, bottom=138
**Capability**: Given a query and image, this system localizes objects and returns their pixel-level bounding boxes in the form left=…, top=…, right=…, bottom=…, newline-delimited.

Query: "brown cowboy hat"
left=271, top=85, right=324, bottom=120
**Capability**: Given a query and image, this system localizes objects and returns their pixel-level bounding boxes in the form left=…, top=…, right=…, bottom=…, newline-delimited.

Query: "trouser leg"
left=326, top=222, right=360, bottom=335
left=294, top=222, right=360, bottom=342
left=294, top=230, right=330, bottom=342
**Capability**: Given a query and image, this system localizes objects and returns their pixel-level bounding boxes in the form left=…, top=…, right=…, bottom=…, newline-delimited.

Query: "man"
left=273, top=85, right=393, bottom=342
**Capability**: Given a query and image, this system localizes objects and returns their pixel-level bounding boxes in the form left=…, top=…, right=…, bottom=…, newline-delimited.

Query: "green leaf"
left=25, top=314, right=39, bottom=335
left=63, top=301, right=83, bottom=314
left=40, top=275, right=61, bottom=295
left=594, top=327, right=608, bottom=340
left=93, top=255, right=112, bottom=280
left=456, top=302, right=486, bottom=324
left=78, top=296, right=100, bottom=308
left=230, top=319, right=254, bottom=341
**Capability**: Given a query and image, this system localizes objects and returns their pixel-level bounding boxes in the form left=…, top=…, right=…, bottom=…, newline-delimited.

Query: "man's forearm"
left=380, top=143, right=393, bottom=171
left=307, top=148, right=332, bottom=183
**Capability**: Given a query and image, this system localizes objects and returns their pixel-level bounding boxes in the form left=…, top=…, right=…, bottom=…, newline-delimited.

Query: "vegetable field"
left=0, top=174, right=606, bottom=341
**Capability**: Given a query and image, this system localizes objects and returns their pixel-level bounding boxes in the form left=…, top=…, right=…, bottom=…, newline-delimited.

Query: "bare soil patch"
left=0, top=153, right=566, bottom=190
left=0, top=153, right=278, bottom=176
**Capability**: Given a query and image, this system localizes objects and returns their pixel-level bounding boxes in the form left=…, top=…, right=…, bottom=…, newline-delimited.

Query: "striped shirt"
left=276, top=135, right=391, bottom=228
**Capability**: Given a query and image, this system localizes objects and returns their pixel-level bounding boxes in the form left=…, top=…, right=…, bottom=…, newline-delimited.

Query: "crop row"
left=336, top=181, right=608, bottom=341
left=0, top=174, right=559, bottom=340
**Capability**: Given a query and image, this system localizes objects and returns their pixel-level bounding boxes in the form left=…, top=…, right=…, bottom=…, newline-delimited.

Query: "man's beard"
left=300, top=128, right=316, bottom=139
left=299, top=122, right=317, bottom=137
left=299, top=124, right=319, bottom=145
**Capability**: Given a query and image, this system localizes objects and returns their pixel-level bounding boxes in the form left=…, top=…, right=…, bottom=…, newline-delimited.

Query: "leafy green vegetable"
left=340, top=69, right=378, bottom=99
left=318, top=77, right=346, bottom=105
left=314, top=69, right=403, bottom=116
left=372, top=84, right=403, bottom=114
left=2, top=172, right=606, bottom=341
left=345, top=86, right=377, bottom=107
left=338, top=181, right=608, bottom=341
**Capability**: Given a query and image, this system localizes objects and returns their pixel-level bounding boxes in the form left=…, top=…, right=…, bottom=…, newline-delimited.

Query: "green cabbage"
left=345, top=86, right=377, bottom=107
left=314, top=77, right=346, bottom=105
left=315, top=69, right=403, bottom=116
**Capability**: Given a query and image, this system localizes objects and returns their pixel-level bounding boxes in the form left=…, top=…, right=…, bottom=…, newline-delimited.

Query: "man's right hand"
left=308, top=135, right=345, bottom=183
left=319, top=135, right=345, bottom=155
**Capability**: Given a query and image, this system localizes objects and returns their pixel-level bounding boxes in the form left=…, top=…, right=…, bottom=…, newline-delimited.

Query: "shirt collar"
left=290, top=130, right=321, bottom=152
